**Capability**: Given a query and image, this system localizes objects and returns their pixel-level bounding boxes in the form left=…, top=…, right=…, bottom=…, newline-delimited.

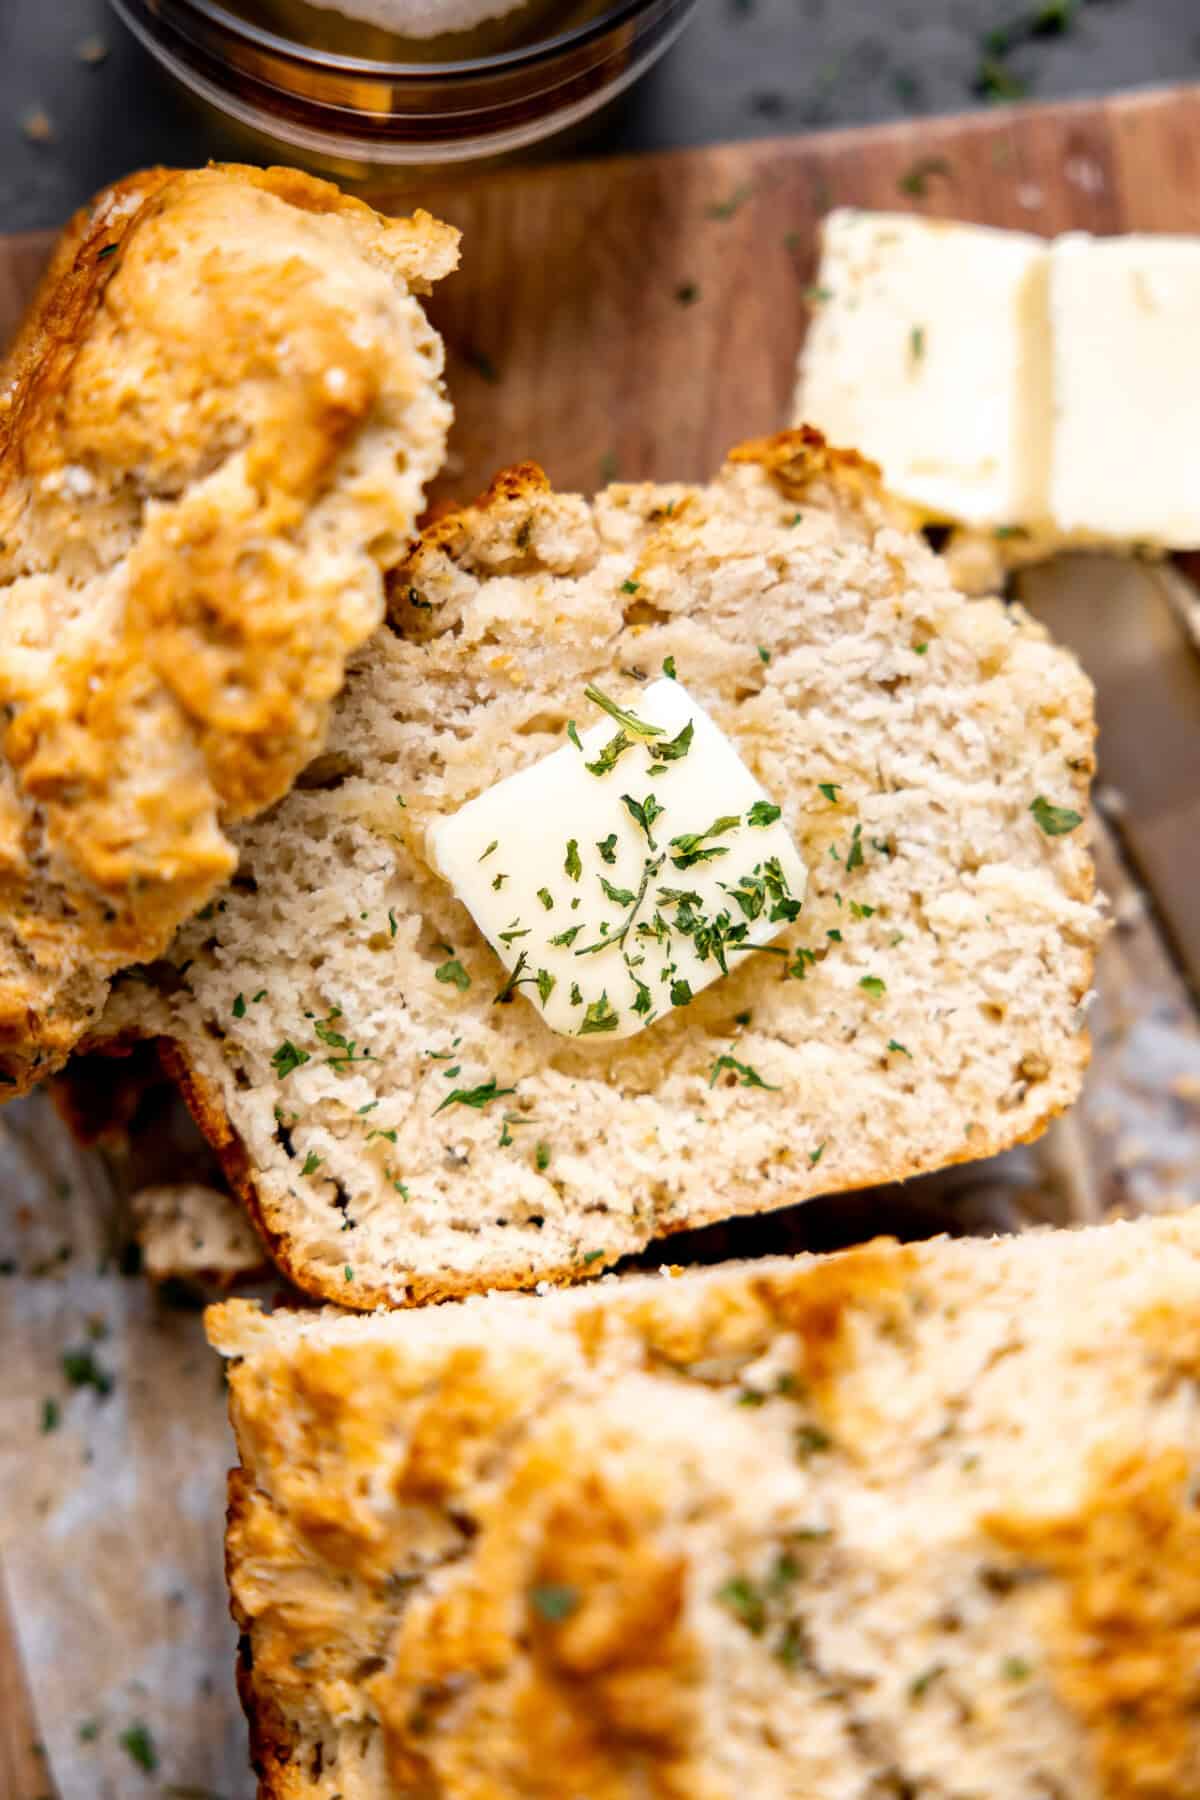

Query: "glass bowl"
left=108, top=0, right=699, bottom=166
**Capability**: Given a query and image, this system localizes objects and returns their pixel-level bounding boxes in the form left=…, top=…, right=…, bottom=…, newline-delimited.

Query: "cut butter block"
left=426, top=678, right=807, bottom=1039
left=1050, top=231, right=1200, bottom=546
left=796, top=209, right=1051, bottom=528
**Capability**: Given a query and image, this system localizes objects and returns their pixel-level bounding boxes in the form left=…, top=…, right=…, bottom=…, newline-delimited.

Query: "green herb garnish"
left=301, top=1151, right=323, bottom=1176
left=530, top=1583, right=579, bottom=1622
left=898, top=154, right=951, bottom=197
left=647, top=718, right=694, bottom=770
left=314, top=1012, right=374, bottom=1071
left=621, top=792, right=664, bottom=847
left=585, top=730, right=633, bottom=778
left=707, top=184, right=752, bottom=220
left=118, top=1724, right=158, bottom=1774
left=669, top=814, right=740, bottom=870
left=584, top=684, right=664, bottom=739
left=537, top=888, right=554, bottom=910
left=579, top=993, right=620, bottom=1035
left=909, top=1663, right=947, bottom=1703
left=435, top=958, right=471, bottom=991
left=1030, top=795, right=1083, bottom=836
left=597, top=833, right=618, bottom=865
left=859, top=975, right=887, bottom=997
left=717, top=1575, right=766, bottom=1635
left=435, top=1077, right=516, bottom=1115
left=271, top=1040, right=310, bottom=1080
left=795, top=1423, right=833, bottom=1460
left=747, top=799, right=781, bottom=827
left=663, top=655, right=678, bottom=679
left=709, top=1051, right=779, bottom=1091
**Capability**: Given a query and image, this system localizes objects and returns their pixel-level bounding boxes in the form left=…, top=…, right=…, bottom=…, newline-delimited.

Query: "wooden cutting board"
left=4, top=80, right=1200, bottom=1800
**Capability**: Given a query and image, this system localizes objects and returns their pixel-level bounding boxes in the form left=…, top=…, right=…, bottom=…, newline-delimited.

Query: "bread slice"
left=0, top=163, right=457, bottom=1095
left=209, top=1209, right=1200, bottom=1799
left=94, top=433, right=1102, bottom=1307
left=132, top=1182, right=268, bottom=1286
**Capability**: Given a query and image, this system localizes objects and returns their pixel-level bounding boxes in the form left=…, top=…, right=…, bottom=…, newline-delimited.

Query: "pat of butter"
left=1050, top=233, right=1200, bottom=547
left=796, top=209, right=1051, bottom=528
left=426, top=679, right=807, bottom=1040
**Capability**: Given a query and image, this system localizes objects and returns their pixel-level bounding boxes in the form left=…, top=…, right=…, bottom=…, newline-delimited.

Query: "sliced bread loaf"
left=0, top=164, right=457, bottom=1094
left=96, top=433, right=1102, bottom=1306
left=210, top=1208, right=1200, bottom=1798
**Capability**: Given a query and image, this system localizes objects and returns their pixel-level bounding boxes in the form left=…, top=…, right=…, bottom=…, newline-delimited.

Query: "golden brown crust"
left=0, top=163, right=456, bottom=1095
left=985, top=1450, right=1200, bottom=1800
left=213, top=1216, right=1200, bottom=1798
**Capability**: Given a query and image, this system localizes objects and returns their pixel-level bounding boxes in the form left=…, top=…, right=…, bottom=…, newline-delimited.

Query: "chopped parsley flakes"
left=579, top=993, right=620, bottom=1035
left=118, top=1724, right=158, bottom=1774
left=585, top=729, right=633, bottom=777
left=709, top=1050, right=779, bottom=1091
left=621, top=792, right=664, bottom=846
left=530, top=1583, right=579, bottom=1622
left=271, top=1040, right=309, bottom=1080
left=669, top=813, right=740, bottom=870
left=1030, top=795, right=1082, bottom=836
left=435, top=957, right=471, bottom=990
left=434, top=1077, right=516, bottom=1116
left=583, top=683, right=665, bottom=740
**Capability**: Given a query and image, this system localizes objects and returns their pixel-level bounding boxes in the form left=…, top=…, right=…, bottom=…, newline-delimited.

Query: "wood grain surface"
left=2, top=80, right=1200, bottom=1800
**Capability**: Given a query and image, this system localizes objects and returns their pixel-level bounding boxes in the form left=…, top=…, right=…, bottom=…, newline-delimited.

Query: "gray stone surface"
left=0, top=0, right=1197, bottom=229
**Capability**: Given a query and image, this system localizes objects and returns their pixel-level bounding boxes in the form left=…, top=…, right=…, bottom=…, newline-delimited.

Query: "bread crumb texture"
left=209, top=1210, right=1200, bottom=1799
left=0, top=163, right=457, bottom=1094
left=98, top=431, right=1102, bottom=1305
